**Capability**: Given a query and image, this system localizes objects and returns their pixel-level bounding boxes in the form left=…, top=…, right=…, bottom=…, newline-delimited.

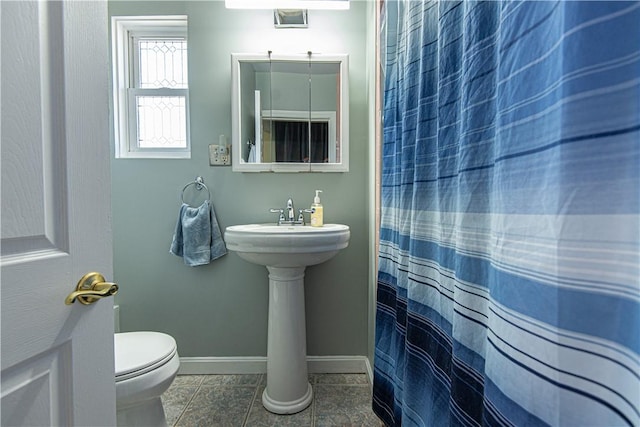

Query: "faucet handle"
left=270, top=208, right=286, bottom=223
left=298, top=209, right=313, bottom=225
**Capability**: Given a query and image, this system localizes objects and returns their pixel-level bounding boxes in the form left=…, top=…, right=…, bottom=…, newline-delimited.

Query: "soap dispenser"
left=310, top=190, right=323, bottom=227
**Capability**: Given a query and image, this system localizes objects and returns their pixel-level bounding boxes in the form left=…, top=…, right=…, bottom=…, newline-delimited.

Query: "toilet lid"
left=115, top=332, right=177, bottom=381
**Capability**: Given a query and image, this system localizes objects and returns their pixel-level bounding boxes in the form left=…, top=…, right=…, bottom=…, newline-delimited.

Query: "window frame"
left=111, top=16, right=190, bottom=159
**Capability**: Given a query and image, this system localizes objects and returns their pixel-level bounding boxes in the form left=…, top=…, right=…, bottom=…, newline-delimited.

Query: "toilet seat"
left=115, top=332, right=177, bottom=382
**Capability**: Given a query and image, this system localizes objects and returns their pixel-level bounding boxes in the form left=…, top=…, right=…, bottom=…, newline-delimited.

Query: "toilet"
left=115, top=331, right=180, bottom=427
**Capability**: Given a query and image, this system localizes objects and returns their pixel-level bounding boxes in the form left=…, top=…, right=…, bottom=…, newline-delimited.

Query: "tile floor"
left=161, top=373, right=384, bottom=426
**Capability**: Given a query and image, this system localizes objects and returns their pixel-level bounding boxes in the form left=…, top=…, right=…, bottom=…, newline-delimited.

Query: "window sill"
left=115, top=151, right=191, bottom=160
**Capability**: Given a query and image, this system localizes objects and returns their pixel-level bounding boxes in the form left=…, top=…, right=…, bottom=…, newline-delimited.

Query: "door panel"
left=1, top=0, right=69, bottom=259
left=1, top=1, right=115, bottom=426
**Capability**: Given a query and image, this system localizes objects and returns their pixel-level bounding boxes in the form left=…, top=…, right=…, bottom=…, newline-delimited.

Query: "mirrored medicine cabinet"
left=231, top=53, right=349, bottom=172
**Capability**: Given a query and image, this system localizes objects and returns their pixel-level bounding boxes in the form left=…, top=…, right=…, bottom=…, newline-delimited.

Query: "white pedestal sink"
left=224, top=223, right=350, bottom=414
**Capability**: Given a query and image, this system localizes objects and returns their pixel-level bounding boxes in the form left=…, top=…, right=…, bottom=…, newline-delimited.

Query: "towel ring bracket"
left=181, top=176, right=211, bottom=206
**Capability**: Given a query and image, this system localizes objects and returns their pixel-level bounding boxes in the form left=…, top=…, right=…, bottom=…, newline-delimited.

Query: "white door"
left=1, top=1, right=115, bottom=426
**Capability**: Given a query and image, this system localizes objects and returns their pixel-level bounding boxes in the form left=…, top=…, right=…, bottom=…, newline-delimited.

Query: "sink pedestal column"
left=262, top=266, right=313, bottom=414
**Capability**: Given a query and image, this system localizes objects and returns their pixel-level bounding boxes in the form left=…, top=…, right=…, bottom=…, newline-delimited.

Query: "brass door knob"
left=65, top=272, right=118, bottom=305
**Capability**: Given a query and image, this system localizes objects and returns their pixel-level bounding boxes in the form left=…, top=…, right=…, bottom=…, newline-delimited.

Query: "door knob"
left=65, top=272, right=118, bottom=305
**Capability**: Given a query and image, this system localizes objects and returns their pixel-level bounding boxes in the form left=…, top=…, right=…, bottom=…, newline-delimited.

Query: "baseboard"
left=178, top=355, right=371, bottom=376
left=178, top=356, right=266, bottom=375
left=307, top=356, right=368, bottom=374
left=364, top=357, right=374, bottom=387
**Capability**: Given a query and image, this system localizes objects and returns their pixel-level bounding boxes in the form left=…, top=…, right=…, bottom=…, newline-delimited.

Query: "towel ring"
left=181, top=176, right=211, bottom=205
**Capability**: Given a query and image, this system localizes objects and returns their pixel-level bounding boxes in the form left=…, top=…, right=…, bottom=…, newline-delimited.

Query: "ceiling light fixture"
left=225, top=0, right=349, bottom=10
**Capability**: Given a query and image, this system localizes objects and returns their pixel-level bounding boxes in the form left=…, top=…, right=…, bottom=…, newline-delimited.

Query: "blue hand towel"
left=170, top=200, right=226, bottom=266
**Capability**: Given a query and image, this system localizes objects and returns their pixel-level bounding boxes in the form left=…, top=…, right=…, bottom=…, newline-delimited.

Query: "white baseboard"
left=178, top=357, right=266, bottom=375
left=364, top=357, right=374, bottom=387
left=307, top=356, right=368, bottom=374
left=178, top=355, right=371, bottom=377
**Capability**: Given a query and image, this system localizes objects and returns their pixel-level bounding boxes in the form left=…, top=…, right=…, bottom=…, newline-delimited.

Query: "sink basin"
left=224, top=223, right=350, bottom=267
left=224, top=223, right=350, bottom=415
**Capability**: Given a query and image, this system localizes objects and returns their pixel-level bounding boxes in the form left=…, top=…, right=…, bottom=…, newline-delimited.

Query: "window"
left=112, top=16, right=190, bottom=158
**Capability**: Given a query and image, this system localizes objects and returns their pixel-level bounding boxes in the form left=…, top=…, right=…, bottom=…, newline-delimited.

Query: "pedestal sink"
left=224, top=223, right=350, bottom=414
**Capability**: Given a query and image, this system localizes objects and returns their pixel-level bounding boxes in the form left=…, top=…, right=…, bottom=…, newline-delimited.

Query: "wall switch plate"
left=209, top=144, right=231, bottom=166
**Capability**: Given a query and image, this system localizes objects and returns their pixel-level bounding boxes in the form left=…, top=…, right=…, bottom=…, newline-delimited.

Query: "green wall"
left=109, top=1, right=373, bottom=359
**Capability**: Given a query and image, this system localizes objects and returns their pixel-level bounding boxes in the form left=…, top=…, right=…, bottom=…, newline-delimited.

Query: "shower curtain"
left=274, top=121, right=329, bottom=162
left=373, top=1, right=639, bottom=426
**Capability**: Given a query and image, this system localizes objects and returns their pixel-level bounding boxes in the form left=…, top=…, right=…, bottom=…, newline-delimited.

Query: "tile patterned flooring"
left=161, top=373, right=384, bottom=426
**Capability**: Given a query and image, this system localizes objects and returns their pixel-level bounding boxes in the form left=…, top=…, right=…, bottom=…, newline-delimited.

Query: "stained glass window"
left=111, top=17, right=190, bottom=158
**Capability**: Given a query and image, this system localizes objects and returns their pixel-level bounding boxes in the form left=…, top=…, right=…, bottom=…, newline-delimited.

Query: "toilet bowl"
left=115, top=331, right=180, bottom=427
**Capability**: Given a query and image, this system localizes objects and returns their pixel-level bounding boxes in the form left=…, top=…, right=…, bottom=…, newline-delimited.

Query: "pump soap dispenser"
left=310, top=190, right=323, bottom=227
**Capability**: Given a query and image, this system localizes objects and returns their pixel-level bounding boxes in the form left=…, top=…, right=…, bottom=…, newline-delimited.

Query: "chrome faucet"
left=270, top=198, right=310, bottom=225
left=286, top=198, right=296, bottom=222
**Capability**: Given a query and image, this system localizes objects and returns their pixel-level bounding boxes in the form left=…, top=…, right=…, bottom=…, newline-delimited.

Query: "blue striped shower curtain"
left=373, top=1, right=639, bottom=426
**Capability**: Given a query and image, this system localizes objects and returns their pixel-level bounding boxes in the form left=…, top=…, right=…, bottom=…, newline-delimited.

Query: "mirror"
left=231, top=53, right=349, bottom=172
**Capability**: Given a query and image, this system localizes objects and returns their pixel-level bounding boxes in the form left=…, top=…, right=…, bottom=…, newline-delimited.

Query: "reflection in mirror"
left=231, top=53, right=349, bottom=172
left=261, top=111, right=336, bottom=163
